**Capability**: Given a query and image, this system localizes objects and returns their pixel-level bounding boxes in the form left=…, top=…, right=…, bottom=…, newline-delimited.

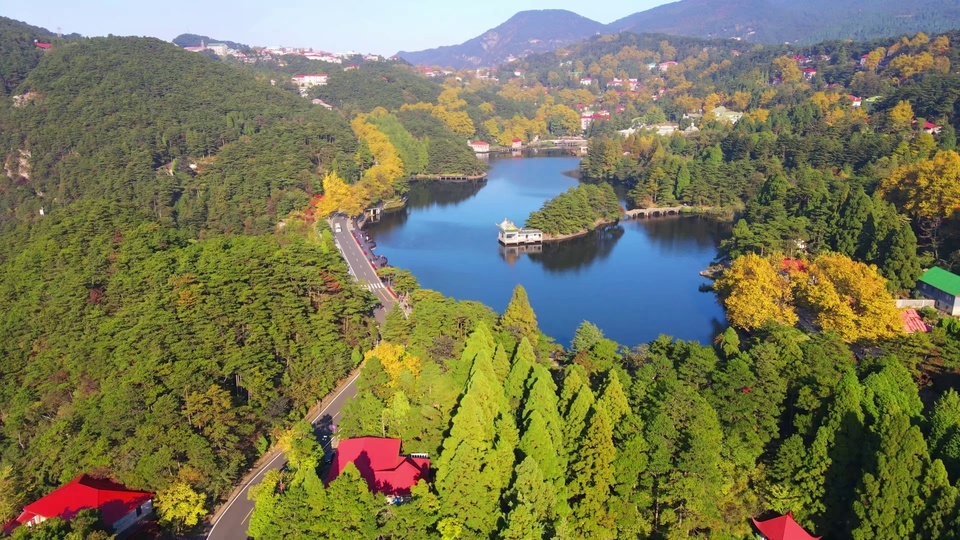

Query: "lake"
left=368, top=155, right=729, bottom=348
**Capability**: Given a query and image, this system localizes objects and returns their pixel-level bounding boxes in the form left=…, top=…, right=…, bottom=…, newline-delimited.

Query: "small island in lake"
left=525, top=183, right=622, bottom=241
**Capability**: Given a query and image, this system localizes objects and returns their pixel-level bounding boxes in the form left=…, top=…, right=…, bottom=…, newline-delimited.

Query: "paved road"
left=206, top=372, right=359, bottom=539
left=207, top=219, right=395, bottom=539
left=330, top=215, right=397, bottom=319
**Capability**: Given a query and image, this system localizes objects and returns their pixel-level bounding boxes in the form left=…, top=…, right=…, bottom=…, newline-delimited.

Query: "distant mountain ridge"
left=397, top=9, right=604, bottom=70
left=398, top=0, right=960, bottom=68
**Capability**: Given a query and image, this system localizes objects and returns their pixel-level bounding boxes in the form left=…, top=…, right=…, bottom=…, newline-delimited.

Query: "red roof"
left=326, top=437, right=429, bottom=496
left=470, top=141, right=489, bottom=146
left=35, top=42, right=52, bottom=50
left=752, top=512, right=820, bottom=540
left=924, top=121, right=940, bottom=129
left=6, top=475, right=152, bottom=535
left=901, top=309, right=931, bottom=334
left=512, top=138, right=523, bottom=143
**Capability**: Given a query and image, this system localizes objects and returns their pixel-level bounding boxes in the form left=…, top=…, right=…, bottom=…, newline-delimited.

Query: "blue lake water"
left=368, top=155, right=729, bottom=347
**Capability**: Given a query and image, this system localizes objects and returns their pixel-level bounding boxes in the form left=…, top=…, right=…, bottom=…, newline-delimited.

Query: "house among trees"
left=3, top=475, right=153, bottom=536
left=751, top=511, right=820, bottom=540
left=468, top=140, right=491, bottom=153
left=917, top=266, right=960, bottom=315
left=326, top=437, right=430, bottom=496
left=511, top=138, right=523, bottom=150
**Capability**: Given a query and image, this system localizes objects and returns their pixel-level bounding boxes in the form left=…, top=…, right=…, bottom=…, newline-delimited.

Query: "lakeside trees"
left=251, top=286, right=960, bottom=539
left=525, top=183, right=621, bottom=236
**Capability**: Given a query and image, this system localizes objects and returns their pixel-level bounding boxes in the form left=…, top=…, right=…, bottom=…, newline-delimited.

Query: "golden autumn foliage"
left=773, top=56, right=803, bottom=83
left=364, top=341, right=421, bottom=385
left=718, top=253, right=902, bottom=342
left=888, top=100, right=915, bottom=130
left=715, top=254, right=798, bottom=331
left=352, top=114, right=405, bottom=201
left=316, top=172, right=367, bottom=217
left=792, top=253, right=902, bottom=342
left=878, top=150, right=960, bottom=220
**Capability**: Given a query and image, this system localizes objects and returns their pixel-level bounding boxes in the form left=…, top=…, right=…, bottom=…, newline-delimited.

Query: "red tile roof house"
left=3, top=475, right=153, bottom=536
left=752, top=511, right=820, bottom=540
left=326, top=437, right=430, bottom=496
left=511, top=138, right=523, bottom=150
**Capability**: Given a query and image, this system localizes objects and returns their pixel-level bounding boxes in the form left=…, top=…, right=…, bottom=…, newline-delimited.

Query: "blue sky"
left=4, top=0, right=672, bottom=54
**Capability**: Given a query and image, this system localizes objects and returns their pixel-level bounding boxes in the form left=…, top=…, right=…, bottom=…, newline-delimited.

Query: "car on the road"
left=335, top=224, right=342, bottom=233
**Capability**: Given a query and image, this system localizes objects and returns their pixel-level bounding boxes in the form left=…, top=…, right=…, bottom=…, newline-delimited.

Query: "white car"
left=335, top=224, right=342, bottom=233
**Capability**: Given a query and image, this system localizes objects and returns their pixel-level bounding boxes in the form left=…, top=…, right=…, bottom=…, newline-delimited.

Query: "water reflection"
left=526, top=225, right=624, bottom=273
left=629, top=215, right=732, bottom=253
left=406, top=181, right=485, bottom=210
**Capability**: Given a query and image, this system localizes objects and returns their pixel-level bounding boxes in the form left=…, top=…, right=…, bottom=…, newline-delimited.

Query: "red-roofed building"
left=469, top=141, right=490, bottom=153
left=326, top=437, right=430, bottom=496
left=34, top=41, right=52, bottom=50
left=751, top=511, right=820, bottom=540
left=901, top=309, right=932, bottom=334
left=511, top=138, right=523, bottom=150
left=802, top=68, right=818, bottom=80
left=3, top=475, right=153, bottom=536
left=923, top=121, right=942, bottom=135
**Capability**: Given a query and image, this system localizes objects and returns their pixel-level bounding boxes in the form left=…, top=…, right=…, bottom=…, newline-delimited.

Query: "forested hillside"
left=250, top=285, right=960, bottom=538
left=0, top=36, right=363, bottom=235
left=0, top=22, right=381, bottom=529
left=0, top=17, right=57, bottom=94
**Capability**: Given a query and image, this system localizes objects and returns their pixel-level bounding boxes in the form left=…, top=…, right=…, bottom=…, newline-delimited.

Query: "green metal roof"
left=919, top=266, right=960, bottom=296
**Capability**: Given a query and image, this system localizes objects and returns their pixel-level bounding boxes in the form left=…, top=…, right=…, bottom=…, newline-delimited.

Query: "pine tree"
left=492, top=342, right=510, bottom=382
left=597, top=371, right=630, bottom=425
left=851, top=414, right=929, bottom=539
left=562, top=384, right=596, bottom=462
left=522, top=366, right=564, bottom=449
left=569, top=407, right=617, bottom=539
left=500, top=284, right=539, bottom=346
left=880, top=220, right=921, bottom=291
left=325, top=463, right=380, bottom=539
left=558, top=364, right=589, bottom=417
left=929, top=389, right=960, bottom=480
left=504, top=339, right=534, bottom=405
left=916, top=459, right=959, bottom=539
left=501, top=456, right=556, bottom=540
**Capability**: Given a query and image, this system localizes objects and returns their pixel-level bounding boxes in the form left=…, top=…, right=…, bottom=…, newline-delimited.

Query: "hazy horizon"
left=3, top=1, right=673, bottom=55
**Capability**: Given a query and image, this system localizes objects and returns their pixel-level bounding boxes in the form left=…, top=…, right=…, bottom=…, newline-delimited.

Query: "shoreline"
left=541, top=218, right=617, bottom=242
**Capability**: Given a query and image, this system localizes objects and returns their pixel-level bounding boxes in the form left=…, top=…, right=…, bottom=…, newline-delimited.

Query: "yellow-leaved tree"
left=792, top=253, right=902, bottom=342
left=316, top=172, right=366, bottom=217
left=155, top=483, right=206, bottom=534
left=364, top=341, right=420, bottom=385
left=773, top=56, right=803, bottom=83
left=352, top=115, right=405, bottom=201
left=878, top=150, right=960, bottom=220
left=714, top=253, right=797, bottom=331
left=888, top=100, right=915, bottom=131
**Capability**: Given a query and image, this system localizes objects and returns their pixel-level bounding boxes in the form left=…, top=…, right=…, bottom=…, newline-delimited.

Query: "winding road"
left=205, top=216, right=394, bottom=539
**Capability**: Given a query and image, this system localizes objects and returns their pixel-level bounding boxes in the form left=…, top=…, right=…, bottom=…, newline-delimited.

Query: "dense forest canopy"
left=249, top=286, right=960, bottom=539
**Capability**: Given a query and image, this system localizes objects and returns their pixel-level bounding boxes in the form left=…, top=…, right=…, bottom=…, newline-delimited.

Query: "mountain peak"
left=397, top=9, right=604, bottom=68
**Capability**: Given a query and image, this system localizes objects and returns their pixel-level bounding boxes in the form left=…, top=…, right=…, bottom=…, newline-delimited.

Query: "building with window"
left=917, top=266, right=960, bottom=315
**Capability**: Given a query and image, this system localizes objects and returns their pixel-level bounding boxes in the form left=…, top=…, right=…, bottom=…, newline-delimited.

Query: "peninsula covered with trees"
left=525, top=183, right=621, bottom=238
